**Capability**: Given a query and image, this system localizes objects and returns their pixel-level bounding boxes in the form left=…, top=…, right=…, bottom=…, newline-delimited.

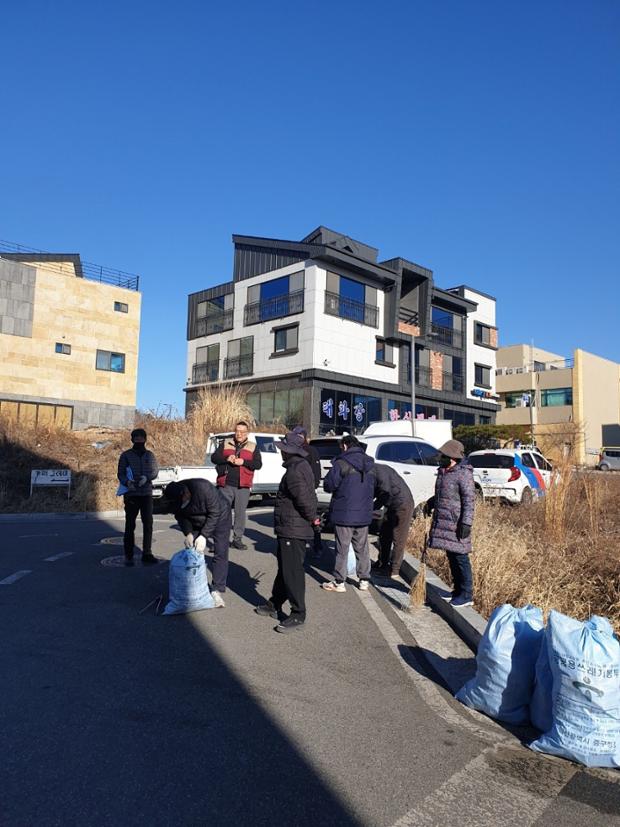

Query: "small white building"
left=185, top=227, right=499, bottom=435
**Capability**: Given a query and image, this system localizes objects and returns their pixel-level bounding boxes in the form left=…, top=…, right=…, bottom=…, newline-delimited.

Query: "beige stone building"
left=496, top=344, right=620, bottom=465
left=0, top=252, right=141, bottom=429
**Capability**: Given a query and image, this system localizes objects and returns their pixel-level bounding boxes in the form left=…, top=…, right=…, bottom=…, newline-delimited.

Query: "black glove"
left=423, top=497, right=435, bottom=518
left=457, top=523, right=472, bottom=540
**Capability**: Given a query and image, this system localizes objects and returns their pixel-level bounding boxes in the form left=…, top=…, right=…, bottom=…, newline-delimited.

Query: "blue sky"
left=1, top=0, right=618, bottom=414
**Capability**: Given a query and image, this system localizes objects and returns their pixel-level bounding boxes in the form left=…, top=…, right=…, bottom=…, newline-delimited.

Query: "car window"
left=533, top=454, right=552, bottom=471
left=416, top=442, right=440, bottom=466
left=375, top=441, right=422, bottom=465
left=256, top=436, right=278, bottom=453
left=468, top=454, right=514, bottom=469
left=604, top=449, right=620, bottom=458
left=309, top=440, right=341, bottom=460
left=521, top=453, right=535, bottom=468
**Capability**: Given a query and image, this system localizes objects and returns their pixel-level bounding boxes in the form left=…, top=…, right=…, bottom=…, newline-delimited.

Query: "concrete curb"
left=0, top=510, right=125, bottom=523
left=399, top=551, right=487, bottom=653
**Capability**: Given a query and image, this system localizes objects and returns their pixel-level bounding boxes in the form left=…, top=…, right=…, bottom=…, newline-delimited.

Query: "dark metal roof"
left=432, top=286, right=477, bottom=313
left=446, top=284, right=497, bottom=302
left=380, top=257, right=433, bottom=279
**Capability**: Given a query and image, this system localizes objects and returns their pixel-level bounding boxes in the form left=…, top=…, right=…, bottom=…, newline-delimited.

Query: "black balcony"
left=442, top=372, right=464, bottom=393
left=325, top=291, right=379, bottom=328
left=195, top=309, right=234, bottom=337
left=244, top=290, right=304, bottom=325
left=405, top=365, right=432, bottom=387
left=224, top=354, right=253, bottom=379
left=192, top=361, right=219, bottom=384
left=431, top=323, right=463, bottom=349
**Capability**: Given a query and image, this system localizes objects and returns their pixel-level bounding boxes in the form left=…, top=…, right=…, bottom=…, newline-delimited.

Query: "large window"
left=245, top=272, right=305, bottom=325
left=195, top=293, right=234, bottom=336
left=504, top=391, right=532, bottom=408
left=431, top=306, right=463, bottom=348
left=325, top=273, right=379, bottom=327
left=474, top=364, right=491, bottom=388
left=273, top=324, right=299, bottom=355
left=541, top=387, right=573, bottom=407
left=387, top=400, right=439, bottom=420
left=474, top=322, right=492, bottom=346
left=319, top=388, right=381, bottom=434
left=96, top=350, right=125, bottom=373
left=225, top=337, right=253, bottom=378
left=444, top=409, right=476, bottom=426
left=246, top=388, right=304, bottom=428
left=193, top=343, right=220, bottom=383
left=375, top=441, right=440, bottom=466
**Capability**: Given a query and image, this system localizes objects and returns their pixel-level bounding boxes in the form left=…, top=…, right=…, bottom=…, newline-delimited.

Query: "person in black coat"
left=371, top=463, right=415, bottom=578
left=164, top=478, right=232, bottom=608
left=292, top=425, right=323, bottom=556
left=255, top=432, right=319, bottom=634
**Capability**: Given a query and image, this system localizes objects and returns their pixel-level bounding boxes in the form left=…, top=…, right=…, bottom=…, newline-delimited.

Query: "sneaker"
left=255, top=601, right=279, bottom=618
left=389, top=573, right=400, bottom=581
left=141, top=554, right=158, bottom=566
left=322, top=581, right=346, bottom=593
left=230, top=539, right=247, bottom=550
left=450, top=595, right=473, bottom=608
left=211, top=591, right=225, bottom=608
left=275, top=615, right=305, bottom=634
left=358, top=579, right=369, bottom=591
left=440, top=590, right=456, bottom=602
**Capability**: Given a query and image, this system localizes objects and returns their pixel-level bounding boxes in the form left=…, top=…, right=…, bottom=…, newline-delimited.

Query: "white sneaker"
left=358, top=580, right=369, bottom=591
left=211, top=591, right=225, bottom=608
left=322, top=581, right=346, bottom=593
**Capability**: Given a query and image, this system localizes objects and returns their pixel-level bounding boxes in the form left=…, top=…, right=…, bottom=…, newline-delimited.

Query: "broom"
left=406, top=529, right=428, bottom=611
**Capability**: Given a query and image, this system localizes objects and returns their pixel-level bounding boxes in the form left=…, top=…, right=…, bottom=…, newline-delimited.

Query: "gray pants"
left=334, top=525, right=371, bottom=583
left=221, top=486, right=251, bottom=541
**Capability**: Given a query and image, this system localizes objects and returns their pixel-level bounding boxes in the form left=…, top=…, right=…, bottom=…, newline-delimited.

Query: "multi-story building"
left=0, top=249, right=141, bottom=429
left=185, top=227, right=499, bottom=435
left=496, top=344, right=620, bottom=465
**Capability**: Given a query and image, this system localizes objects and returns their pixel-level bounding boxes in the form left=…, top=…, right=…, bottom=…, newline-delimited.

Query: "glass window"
left=288, top=389, right=304, bottom=426
left=468, top=454, right=515, bottom=469
left=521, top=453, right=535, bottom=468
left=475, top=323, right=491, bottom=345
left=479, top=415, right=491, bottom=424
left=260, top=393, right=275, bottom=423
left=376, top=339, right=385, bottom=362
left=339, top=276, right=365, bottom=304
left=256, top=436, right=278, bottom=453
left=534, top=454, right=552, bottom=471
left=274, top=325, right=298, bottom=353
left=387, top=400, right=412, bottom=421
left=432, top=306, right=453, bottom=329
left=541, top=388, right=573, bottom=407
left=444, top=409, right=475, bottom=426
left=376, top=441, right=422, bottom=464
left=246, top=393, right=259, bottom=420
left=274, top=390, right=289, bottom=421
left=475, top=364, right=491, bottom=387
left=261, top=275, right=289, bottom=302
left=310, top=439, right=341, bottom=461
left=96, top=350, right=125, bottom=372
left=197, top=296, right=225, bottom=318
left=505, top=391, right=531, bottom=408
left=55, top=342, right=71, bottom=355
left=416, top=442, right=440, bottom=466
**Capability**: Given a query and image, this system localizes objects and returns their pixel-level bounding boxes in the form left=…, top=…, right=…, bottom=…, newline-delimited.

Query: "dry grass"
left=0, top=384, right=278, bottom=513
left=408, top=468, right=620, bottom=633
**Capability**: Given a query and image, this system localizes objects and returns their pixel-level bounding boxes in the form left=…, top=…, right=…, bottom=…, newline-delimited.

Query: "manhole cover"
left=100, top=536, right=124, bottom=545
left=100, top=555, right=164, bottom=568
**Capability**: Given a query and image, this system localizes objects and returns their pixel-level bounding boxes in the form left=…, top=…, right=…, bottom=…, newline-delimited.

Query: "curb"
left=399, top=551, right=487, bottom=653
left=0, top=510, right=125, bottom=523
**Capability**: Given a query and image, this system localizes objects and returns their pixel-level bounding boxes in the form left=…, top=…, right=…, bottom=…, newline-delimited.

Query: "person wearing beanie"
left=424, top=439, right=475, bottom=607
left=255, top=432, right=320, bottom=634
left=117, top=428, right=159, bottom=566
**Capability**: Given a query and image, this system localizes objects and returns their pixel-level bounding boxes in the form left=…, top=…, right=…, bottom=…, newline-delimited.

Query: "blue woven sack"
left=456, top=604, right=544, bottom=724
left=163, top=549, right=215, bottom=615
left=530, top=612, right=620, bottom=768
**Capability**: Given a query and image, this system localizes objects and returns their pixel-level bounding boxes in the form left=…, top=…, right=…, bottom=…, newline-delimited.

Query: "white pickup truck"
left=152, top=431, right=285, bottom=501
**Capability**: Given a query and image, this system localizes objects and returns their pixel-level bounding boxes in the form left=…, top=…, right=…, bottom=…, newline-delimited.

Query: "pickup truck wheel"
left=599, top=463, right=610, bottom=472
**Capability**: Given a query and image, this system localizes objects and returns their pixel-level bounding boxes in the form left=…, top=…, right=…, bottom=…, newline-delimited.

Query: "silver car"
left=597, top=447, right=620, bottom=471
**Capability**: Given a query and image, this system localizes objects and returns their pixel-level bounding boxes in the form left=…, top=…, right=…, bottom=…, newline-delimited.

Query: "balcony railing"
left=325, top=291, right=379, bottom=328
left=192, top=361, right=219, bottom=384
left=224, top=354, right=253, bottom=379
left=406, top=365, right=432, bottom=387
left=244, top=290, right=304, bottom=325
left=195, top=309, right=234, bottom=337
left=442, top=372, right=464, bottom=393
left=431, top=323, right=463, bottom=349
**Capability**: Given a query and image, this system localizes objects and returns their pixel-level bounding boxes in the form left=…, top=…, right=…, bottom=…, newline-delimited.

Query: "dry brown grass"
left=408, top=469, right=620, bottom=633
left=0, top=384, right=276, bottom=513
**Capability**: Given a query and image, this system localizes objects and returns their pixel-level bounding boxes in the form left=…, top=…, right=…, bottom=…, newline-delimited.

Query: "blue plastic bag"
left=347, top=544, right=356, bottom=577
left=163, top=549, right=215, bottom=615
left=530, top=611, right=620, bottom=768
left=116, top=465, right=133, bottom=496
left=456, top=604, right=544, bottom=724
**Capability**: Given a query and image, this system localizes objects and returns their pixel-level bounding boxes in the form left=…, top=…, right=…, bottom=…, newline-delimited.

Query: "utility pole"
left=410, top=338, right=416, bottom=437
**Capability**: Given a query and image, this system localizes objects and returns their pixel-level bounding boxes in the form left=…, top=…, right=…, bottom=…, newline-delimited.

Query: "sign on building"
left=30, top=469, right=72, bottom=498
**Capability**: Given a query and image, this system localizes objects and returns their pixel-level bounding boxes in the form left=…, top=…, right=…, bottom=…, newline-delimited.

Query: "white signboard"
left=30, top=469, right=71, bottom=498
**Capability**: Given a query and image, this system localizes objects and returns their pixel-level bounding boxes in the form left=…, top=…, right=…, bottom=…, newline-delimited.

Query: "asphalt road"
left=1, top=507, right=618, bottom=826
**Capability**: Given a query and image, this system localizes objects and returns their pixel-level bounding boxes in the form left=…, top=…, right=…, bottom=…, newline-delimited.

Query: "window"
left=96, top=349, right=125, bottom=372
left=474, top=323, right=492, bottom=346
left=468, top=454, right=515, bottom=469
left=193, top=343, right=220, bottom=382
left=55, top=342, right=71, bottom=355
left=431, top=306, right=463, bottom=347
left=273, top=324, right=298, bottom=355
left=444, top=409, right=475, bottom=426
left=225, top=337, right=253, bottom=378
left=325, top=272, right=379, bottom=327
left=245, top=272, right=305, bottom=324
left=475, top=364, right=491, bottom=388
left=416, top=442, right=441, bottom=466
left=541, top=388, right=573, bottom=407
left=195, top=294, right=234, bottom=336
left=521, top=453, right=535, bottom=468
left=376, top=338, right=394, bottom=365
left=505, top=391, right=532, bottom=408
left=534, top=454, right=552, bottom=471
left=479, top=415, right=491, bottom=425
left=114, top=301, right=128, bottom=313
left=246, top=388, right=304, bottom=428
left=376, top=441, right=422, bottom=464
left=256, top=436, right=278, bottom=454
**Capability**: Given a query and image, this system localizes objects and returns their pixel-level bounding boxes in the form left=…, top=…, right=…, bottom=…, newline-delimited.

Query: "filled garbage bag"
left=530, top=612, right=620, bottom=768
left=163, top=549, right=215, bottom=615
left=456, top=603, right=544, bottom=724
left=347, top=544, right=356, bottom=577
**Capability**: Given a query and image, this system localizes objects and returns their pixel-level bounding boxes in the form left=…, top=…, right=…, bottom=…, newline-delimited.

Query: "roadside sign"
left=30, top=469, right=71, bottom=498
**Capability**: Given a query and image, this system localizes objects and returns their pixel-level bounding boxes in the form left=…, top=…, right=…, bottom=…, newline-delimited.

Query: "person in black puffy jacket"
left=372, top=463, right=415, bottom=579
left=255, top=432, right=319, bottom=634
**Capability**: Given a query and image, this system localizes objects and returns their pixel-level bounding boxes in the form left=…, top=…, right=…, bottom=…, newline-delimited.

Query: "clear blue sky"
left=1, top=0, right=618, bottom=414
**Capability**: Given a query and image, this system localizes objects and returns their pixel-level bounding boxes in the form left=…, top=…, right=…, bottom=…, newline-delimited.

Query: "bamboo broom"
left=406, top=529, right=428, bottom=611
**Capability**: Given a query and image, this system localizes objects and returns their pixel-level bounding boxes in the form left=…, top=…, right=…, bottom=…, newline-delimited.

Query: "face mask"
left=439, top=455, right=452, bottom=468
left=132, top=442, right=146, bottom=455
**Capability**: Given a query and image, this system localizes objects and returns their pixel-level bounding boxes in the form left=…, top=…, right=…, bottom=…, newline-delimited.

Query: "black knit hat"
left=131, top=428, right=147, bottom=441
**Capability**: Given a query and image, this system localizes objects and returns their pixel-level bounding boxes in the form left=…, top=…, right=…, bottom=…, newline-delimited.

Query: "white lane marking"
left=18, top=533, right=60, bottom=538
left=44, top=552, right=74, bottom=562
left=352, top=586, right=511, bottom=746
left=390, top=742, right=577, bottom=827
left=0, top=570, right=33, bottom=585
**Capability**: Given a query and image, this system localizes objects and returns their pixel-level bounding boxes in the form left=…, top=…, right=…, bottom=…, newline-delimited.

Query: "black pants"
left=210, top=511, right=232, bottom=592
left=271, top=537, right=307, bottom=618
left=123, top=495, right=153, bottom=557
left=378, top=501, right=415, bottom=574
left=446, top=552, right=473, bottom=599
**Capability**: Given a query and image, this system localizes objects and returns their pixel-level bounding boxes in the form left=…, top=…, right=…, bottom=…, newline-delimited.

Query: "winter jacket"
left=274, top=455, right=318, bottom=540
left=173, top=478, right=229, bottom=539
left=117, top=448, right=159, bottom=497
left=304, top=443, right=322, bottom=488
left=324, top=446, right=376, bottom=527
left=374, top=463, right=414, bottom=511
left=428, top=460, right=475, bottom=554
left=211, top=437, right=262, bottom=489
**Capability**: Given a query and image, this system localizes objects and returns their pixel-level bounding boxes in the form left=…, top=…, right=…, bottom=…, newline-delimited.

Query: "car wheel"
left=521, top=487, right=533, bottom=505
left=599, top=464, right=610, bottom=472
